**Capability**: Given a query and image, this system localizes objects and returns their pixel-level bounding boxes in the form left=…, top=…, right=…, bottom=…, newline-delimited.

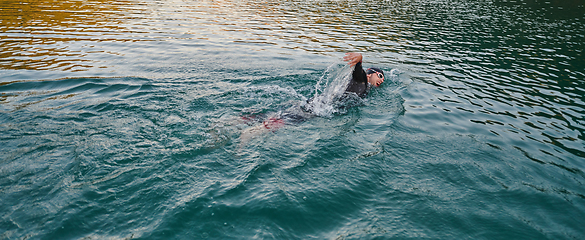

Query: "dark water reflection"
left=397, top=0, right=585, bottom=161
left=1, top=0, right=585, bottom=239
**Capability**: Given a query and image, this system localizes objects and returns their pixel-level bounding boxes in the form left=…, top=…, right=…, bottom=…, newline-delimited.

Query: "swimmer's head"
left=366, top=67, right=385, bottom=87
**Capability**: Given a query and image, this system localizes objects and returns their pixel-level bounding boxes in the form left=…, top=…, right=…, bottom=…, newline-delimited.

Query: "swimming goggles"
left=367, top=68, right=384, bottom=79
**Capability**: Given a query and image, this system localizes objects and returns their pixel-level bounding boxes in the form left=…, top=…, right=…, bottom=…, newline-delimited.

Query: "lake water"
left=1, top=0, right=584, bottom=239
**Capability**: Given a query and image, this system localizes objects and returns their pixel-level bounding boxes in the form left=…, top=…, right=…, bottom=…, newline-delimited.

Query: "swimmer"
left=238, top=52, right=385, bottom=145
left=342, top=52, right=385, bottom=96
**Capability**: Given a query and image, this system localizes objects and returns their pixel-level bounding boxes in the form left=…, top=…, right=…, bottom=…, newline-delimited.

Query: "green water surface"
left=1, top=0, right=584, bottom=239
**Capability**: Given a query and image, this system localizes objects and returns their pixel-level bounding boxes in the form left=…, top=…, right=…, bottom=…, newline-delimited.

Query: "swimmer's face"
left=367, top=72, right=384, bottom=87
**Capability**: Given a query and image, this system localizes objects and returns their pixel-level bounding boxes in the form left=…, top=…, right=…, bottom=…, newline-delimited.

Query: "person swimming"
left=301, top=52, right=384, bottom=115
left=240, top=52, right=385, bottom=139
left=342, top=52, right=385, bottom=96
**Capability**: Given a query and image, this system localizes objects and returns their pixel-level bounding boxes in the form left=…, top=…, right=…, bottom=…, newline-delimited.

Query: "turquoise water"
left=1, top=0, right=584, bottom=239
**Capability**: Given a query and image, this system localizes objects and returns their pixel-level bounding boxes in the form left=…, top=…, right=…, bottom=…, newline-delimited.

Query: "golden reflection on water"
left=0, top=0, right=405, bottom=72
left=0, top=0, right=134, bottom=71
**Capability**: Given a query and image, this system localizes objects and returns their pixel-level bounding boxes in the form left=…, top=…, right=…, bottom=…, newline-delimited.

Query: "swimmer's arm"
left=353, top=61, right=367, bottom=84
left=344, top=52, right=367, bottom=84
left=343, top=52, right=362, bottom=67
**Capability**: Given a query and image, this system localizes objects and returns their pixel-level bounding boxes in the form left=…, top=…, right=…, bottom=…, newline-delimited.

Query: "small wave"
left=244, top=85, right=305, bottom=100
left=0, top=77, right=153, bottom=112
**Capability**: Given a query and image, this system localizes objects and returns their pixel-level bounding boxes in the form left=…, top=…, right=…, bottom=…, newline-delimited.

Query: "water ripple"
left=2, top=0, right=585, bottom=239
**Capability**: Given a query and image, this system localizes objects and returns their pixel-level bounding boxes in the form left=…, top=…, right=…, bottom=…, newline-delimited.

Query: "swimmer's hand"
left=343, top=52, right=362, bottom=67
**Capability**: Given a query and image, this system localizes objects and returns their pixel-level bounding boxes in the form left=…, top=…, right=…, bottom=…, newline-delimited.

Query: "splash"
left=303, top=62, right=354, bottom=117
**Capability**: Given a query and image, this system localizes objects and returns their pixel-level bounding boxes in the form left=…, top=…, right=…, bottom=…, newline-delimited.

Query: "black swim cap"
left=366, top=67, right=384, bottom=78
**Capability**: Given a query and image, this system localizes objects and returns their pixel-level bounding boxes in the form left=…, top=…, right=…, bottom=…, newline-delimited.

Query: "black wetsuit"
left=345, top=61, right=371, bottom=98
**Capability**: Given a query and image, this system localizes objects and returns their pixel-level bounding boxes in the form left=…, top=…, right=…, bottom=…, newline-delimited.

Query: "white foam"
left=305, top=62, right=353, bottom=117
